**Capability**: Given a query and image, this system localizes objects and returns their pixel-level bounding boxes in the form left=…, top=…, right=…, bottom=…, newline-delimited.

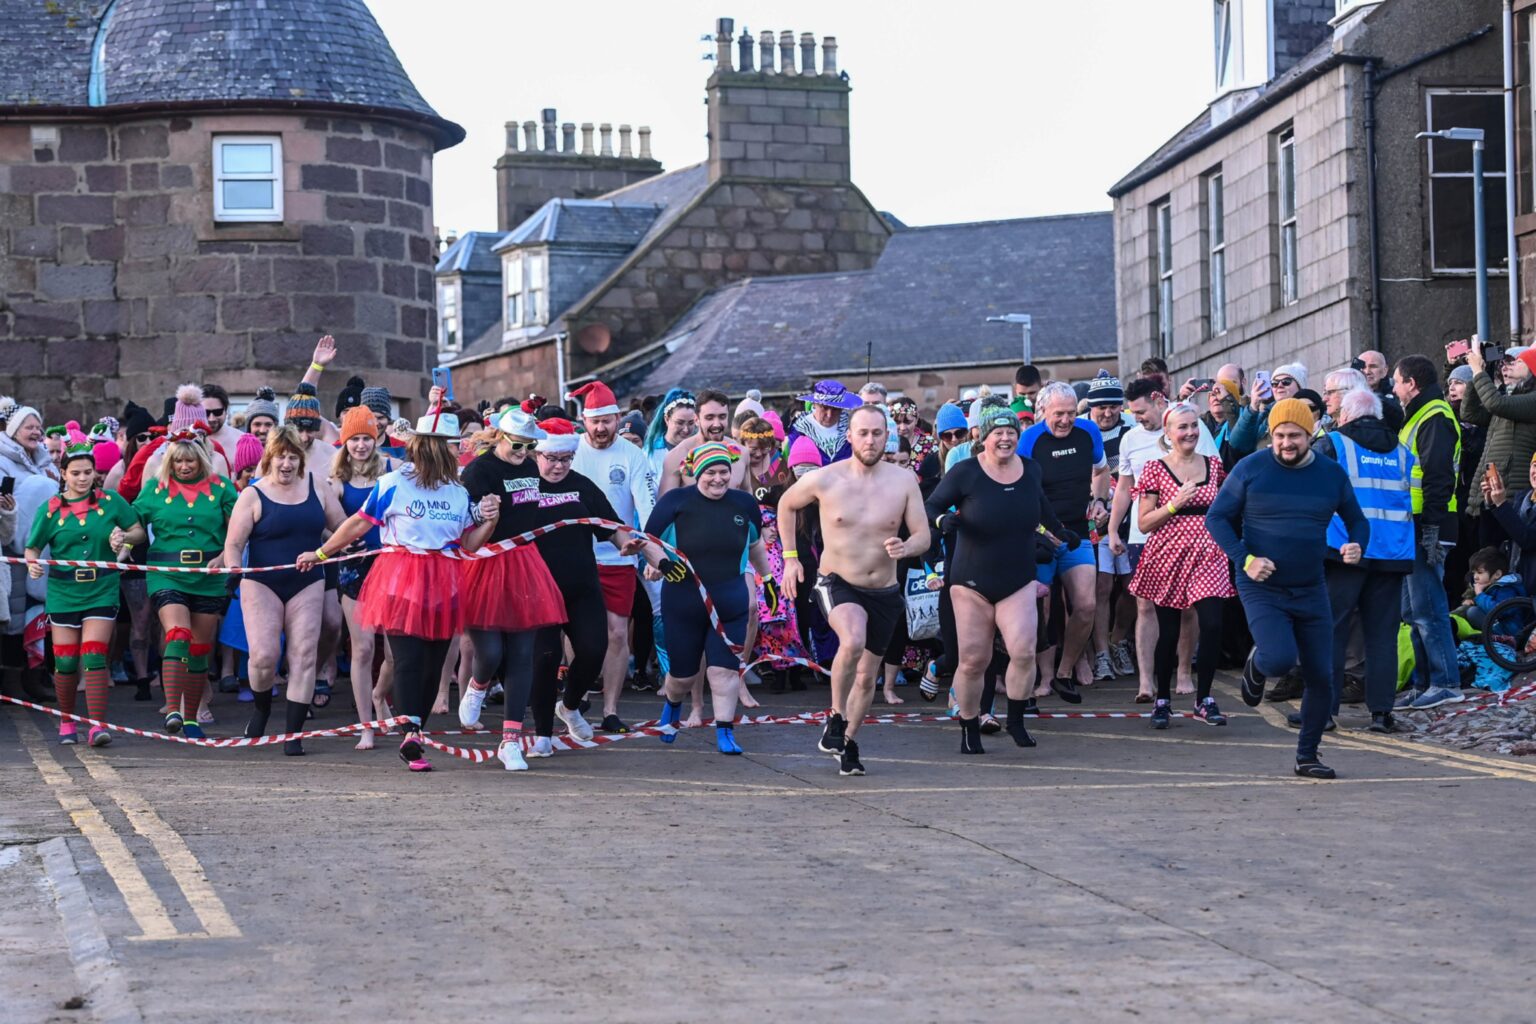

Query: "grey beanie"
left=243, top=386, right=280, bottom=425
left=361, top=385, right=393, bottom=418
left=966, top=394, right=1008, bottom=431
left=1448, top=364, right=1475, bottom=385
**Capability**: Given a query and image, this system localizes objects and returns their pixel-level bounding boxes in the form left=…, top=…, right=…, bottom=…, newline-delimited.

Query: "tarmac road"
left=3, top=675, right=1534, bottom=1024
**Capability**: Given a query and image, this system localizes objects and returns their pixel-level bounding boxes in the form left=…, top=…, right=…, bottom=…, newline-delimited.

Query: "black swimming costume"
left=245, top=477, right=326, bottom=604
left=924, top=456, right=1065, bottom=604
left=811, top=572, right=904, bottom=656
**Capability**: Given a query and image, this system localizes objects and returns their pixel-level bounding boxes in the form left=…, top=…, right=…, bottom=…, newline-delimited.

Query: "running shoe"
left=528, top=736, right=555, bottom=758
left=1393, top=687, right=1424, bottom=709
left=1409, top=687, right=1466, bottom=710
left=458, top=683, right=489, bottom=730
left=1093, top=651, right=1115, bottom=682
left=1052, top=676, right=1083, bottom=705
left=838, top=738, right=865, bottom=776
left=599, top=714, right=629, bottom=734
left=87, top=725, right=112, bottom=748
left=1368, top=711, right=1395, bottom=734
left=716, top=724, right=743, bottom=755
left=979, top=713, right=1001, bottom=735
left=163, top=711, right=184, bottom=735
left=1265, top=675, right=1304, bottom=702
left=554, top=702, right=594, bottom=742
left=498, top=739, right=529, bottom=772
left=180, top=722, right=205, bottom=740
left=1111, top=640, right=1136, bottom=679
left=658, top=700, right=682, bottom=743
left=1151, top=700, right=1171, bottom=730
left=1294, top=759, right=1337, bottom=780
left=1284, top=711, right=1336, bottom=731
left=1192, top=698, right=1227, bottom=726
left=59, top=722, right=78, bottom=745
left=818, top=712, right=847, bottom=755
left=1241, top=648, right=1266, bottom=707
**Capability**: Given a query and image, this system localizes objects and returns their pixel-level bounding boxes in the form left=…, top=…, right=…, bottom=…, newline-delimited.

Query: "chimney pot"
left=759, top=30, right=775, bottom=73
left=580, top=123, right=595, bottom=156
left=737, top=26, right=754, bottom=72
left=504, top=121, right=520, bottom=152
left=715, top=17, right=734, bottom=71
left=800, top=32, right=816, bottom=75
left=541, top=121, right=557, bottom=152
left=599, top=123, right=614, bottom=157
left=561, top=122, right=576, bottom=153
left=779, top=30, right=796, bottom=75
left=619, top=125, right=633, bottom=158
left=522, top=120, right=538, bottom=152
left=822, top=36, right=838, bottom=76
left=638, top=126, right=653, bottom=160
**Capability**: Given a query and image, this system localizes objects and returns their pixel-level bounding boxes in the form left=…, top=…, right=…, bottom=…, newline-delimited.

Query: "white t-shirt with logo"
left=1117, top=421, right=1218, bottom=546
left=573, top=435, right=657, bottom=566
left=360, top=468, right=476, bottom=549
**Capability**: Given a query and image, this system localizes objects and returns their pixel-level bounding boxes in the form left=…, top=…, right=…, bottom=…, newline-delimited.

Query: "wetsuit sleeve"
left=1205, top=459, right=1250, bottom=565
left=1080, top=419, right=1106, bottom=467
left=924, top=459, right=966, bottom=526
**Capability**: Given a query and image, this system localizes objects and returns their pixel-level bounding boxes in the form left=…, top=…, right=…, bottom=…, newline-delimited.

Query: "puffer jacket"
left=1460, top=370, right=1536, bottom=515
left=0, top=431, right=56, bottom=483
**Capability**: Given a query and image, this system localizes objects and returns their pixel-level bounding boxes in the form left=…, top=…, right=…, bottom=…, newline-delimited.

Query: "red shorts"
left=597, top=564, right=637, bottom=617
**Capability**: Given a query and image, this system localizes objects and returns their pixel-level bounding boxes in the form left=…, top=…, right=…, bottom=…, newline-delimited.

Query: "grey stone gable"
left=494, top=200, right=662, bottom=250
left=435, top=231, right=502, bottom=276
left=0, top=0, right=104, bottom=106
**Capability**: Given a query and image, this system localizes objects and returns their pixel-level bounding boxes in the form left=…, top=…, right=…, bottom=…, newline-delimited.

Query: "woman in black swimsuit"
left=925, top=409, right=1071, bottom=754
left=222, top=426, right=345, bottom=754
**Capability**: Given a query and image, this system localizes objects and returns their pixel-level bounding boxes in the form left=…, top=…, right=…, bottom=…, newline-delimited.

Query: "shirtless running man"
left=778, top=405, right=930, bottom=775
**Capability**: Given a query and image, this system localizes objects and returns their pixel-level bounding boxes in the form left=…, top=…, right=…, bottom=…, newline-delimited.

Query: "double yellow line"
left=17, top=718, right=240, bottom=941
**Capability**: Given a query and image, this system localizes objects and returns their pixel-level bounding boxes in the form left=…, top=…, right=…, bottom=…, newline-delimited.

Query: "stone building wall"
left=495, top=114, right=661, bottom=232
left=0, top=111, right=438, bottom=422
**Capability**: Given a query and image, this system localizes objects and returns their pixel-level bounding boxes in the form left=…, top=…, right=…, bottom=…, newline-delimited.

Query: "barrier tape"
left=1416, top=681, right=1536, bottom=719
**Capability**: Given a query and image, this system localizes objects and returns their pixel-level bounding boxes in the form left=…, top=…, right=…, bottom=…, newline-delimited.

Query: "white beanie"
left=1274, top=363, right=1309, bottom=389
left=5, top=406, right=41, bottom=438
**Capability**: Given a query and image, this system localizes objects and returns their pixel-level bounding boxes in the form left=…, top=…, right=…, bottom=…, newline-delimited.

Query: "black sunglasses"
left=940, top=429, right=967, bottom=441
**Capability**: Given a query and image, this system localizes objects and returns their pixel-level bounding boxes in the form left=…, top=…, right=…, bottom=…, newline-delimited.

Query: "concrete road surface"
left=3, top=675, right=1534, bottom=1024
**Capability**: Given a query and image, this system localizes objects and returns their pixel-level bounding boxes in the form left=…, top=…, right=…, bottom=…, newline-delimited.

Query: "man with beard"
left=570, top=380, right=658, bottom=734
left=785, top=380, right=863, bottom=464
left=1206, top=399, right=1368, bottom=779
left=660, top=390, right=744, bottom=493
left=778, top=405, right=930, bottom=775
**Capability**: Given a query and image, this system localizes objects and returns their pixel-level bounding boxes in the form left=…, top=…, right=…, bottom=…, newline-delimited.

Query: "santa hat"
left=567, top=381, right=620, bottom=418
left=535, top=416, right=580, bottom=453
left=169, top=383, right=206, bottom=434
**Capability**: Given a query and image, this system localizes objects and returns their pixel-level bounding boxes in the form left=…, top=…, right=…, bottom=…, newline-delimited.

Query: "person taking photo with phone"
left=1458, top=341, right=1536, bottom=548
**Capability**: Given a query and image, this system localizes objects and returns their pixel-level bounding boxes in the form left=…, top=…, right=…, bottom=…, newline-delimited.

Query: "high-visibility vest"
left=1397, top=398, right=1461, bottom=516
left=1325, top=431, right=1415, bottom=562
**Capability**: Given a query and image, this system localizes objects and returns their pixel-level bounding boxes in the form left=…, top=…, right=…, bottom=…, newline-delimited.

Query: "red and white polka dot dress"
left=1128, top=456, right=1235, bottom=609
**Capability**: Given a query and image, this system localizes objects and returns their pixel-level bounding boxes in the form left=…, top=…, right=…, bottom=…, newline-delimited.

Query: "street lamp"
left=1417, top=126, right=1489, bottom=341
left=986, top=313, right=1033, bottom=366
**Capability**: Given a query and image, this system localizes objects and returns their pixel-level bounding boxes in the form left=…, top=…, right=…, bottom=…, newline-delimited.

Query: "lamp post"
left=986, top=313, right=1033, bottom=366
left=1417, top=127, right=1489, bottom=342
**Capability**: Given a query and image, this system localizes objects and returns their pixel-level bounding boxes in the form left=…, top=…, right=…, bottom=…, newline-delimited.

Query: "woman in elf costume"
left=25, top=441, right=141, bottom=747
left=127, top=431, right=238, bottom=739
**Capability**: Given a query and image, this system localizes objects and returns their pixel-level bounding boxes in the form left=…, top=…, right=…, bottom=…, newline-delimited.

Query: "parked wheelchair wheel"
left=1481, top=597, right=1536, bottom=673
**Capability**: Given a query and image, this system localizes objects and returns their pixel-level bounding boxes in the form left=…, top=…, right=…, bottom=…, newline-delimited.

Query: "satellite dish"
left=576, top=322, right=611, bottom=354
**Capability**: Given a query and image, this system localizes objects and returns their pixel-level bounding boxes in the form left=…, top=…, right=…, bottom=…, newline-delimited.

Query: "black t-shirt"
left=1020, top=422, right=1103, bottom=533
left=462, top=451, right=618, bottom=589
left=645, top=486, right=762, bottom=587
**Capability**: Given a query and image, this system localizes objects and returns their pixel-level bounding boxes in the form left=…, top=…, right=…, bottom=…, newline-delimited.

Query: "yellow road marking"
left=72, top=756, right=241, bottom=940
left=16, top=724, right=178, bottom=941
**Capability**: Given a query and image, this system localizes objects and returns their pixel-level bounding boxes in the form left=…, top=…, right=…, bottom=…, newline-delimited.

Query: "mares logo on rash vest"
left=1049, top=446, right=1079, bottom=458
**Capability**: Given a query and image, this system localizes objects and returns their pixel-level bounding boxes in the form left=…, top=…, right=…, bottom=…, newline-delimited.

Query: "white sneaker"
left=555, top=703, right=594, bottom=741
left=458, top=683, right=489, bottom=729
left=498, top=739, right=529, bottom=771
left=528, top=736, right=554, bottom=758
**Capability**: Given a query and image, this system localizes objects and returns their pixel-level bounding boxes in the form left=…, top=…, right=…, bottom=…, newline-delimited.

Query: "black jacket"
left=1373, top=378, right=1405, bottom=433
left=1402, top=387, right=1460, bottom=544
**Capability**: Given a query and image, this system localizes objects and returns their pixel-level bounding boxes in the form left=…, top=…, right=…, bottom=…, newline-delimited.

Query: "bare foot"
left=738, top=686, right=760, bottom=709
left=355, top=728, right=375, bottom=751
left=1174, top=678, right=1196, bottom=696
left=684, top=708, right=704, bottom=729
left=883, top=689, right=905, bottom=705
left=431, top=699, right=450, bottom=716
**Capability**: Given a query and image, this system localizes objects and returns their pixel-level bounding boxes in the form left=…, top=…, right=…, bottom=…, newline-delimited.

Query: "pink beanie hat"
left=92, top=439, right=122, bottom=473
left=788, top=435, right=823, bottom=469
left=762, top=409, right=785, bottom=441
left=233, top=432, right=264, bottom=476
left=170, top=383, right=207, bottom=434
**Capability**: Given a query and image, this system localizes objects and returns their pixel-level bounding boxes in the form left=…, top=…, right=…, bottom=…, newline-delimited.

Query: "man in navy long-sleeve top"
left=1207, top=399, right=1370, bottom=779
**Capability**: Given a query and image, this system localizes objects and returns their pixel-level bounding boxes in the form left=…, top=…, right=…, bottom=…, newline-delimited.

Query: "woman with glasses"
left=458, top=408, right=568, bottom=771
left=1228, top=362, right=1309, bottom=461
left=917, top=402, right=969, bottom=496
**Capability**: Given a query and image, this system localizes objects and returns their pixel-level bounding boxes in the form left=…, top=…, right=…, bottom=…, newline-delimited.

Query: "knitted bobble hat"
left=1267, top=397, right=1316, bottom=436
left=339, top=405, right=379, bottom=443
left=336, top=375, right=366, bottom=418
left=360, top=385, right=393, bottom=419
left=788, top=435, right=824, bottom=469
left=934, top=402, right=966, bottom=435
left=169, top=383, right=206, bottom=433
left=244, top=387, right=280, bottom=426
left=232, top=433, right=264, bottom=476
left=285, top=382, right=322, bottom=426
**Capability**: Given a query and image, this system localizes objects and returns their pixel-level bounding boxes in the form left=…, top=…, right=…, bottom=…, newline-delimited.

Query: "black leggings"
left=530, top=584, right=608, bottom=736
left=631, top=581, right=655, bottom=675
left=386, top=634, right=453, bottom=731
left=1152, top=598, right=1224, bottom=702
left=468, top=628, right=537, bottom=726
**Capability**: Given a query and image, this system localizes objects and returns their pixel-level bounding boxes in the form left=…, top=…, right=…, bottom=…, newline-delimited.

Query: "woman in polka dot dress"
left=1128, top=402, right=1235, bottom=730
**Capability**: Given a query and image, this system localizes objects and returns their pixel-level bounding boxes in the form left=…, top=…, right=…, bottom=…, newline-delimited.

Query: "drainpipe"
left=554, top=331, right=569, bottom=411
left=1505, top=0, right=1521, bottom=342
left=1364, top=60, right=1384, bottom=353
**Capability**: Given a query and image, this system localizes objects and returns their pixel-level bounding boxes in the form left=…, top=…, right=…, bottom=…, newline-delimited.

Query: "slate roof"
left=0, top=0, right=462, bottom=146
left=435, top=231, right=502, bottom=275
left=493, top=200, right=662, bottom=251
left=635, top=212, right=1116, bottom=395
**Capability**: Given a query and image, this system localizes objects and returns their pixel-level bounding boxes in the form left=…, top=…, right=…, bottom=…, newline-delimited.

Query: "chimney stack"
left=638, top=126, right=652, bottom=160
left=759, top=30, right=775, bottom=73
left=505, top=121, right=520, bottom=152
left=799, top=32, right=816, bottom=75
left=561, top=122, right=576, bottom=153
left=715, top=17, right=734, bottom=72
left=540, top=109, right=558, bottom=151
left=599, top=123, right=614, bottom=157
left=822, top=36, right=837, bottom=76
left=778, top=30, right=796, bottom=74
left=522, top=120, right=537, bottom=151
left=580, top=123, right=595, bottom=156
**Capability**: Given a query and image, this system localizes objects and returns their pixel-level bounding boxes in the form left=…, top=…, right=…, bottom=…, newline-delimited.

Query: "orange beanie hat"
left=339, top=405, right=379, bottom=443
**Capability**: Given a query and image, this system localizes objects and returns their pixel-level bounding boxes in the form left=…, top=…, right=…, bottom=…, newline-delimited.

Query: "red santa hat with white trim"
left=567, top=380, right=620, bottom=418
left=535, top=416, right=580, bottom=453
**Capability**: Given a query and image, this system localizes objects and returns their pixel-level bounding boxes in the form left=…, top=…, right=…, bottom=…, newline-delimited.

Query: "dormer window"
left=1211, top=0, right=1273, bottom=97
left=438, top=281, right=460, bottom=352
left=502, top=248, right=549, bottom=330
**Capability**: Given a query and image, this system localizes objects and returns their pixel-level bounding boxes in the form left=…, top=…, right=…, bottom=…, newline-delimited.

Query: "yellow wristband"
left=1243, top=555, right=1256, bottom=570
left=310, top=361, right=325, bottom=372
left=783, top=549, right=798, bottom=559
left=1165, top=502, right=1177, bottom=515
left=314, top=548, right=330, bottom=562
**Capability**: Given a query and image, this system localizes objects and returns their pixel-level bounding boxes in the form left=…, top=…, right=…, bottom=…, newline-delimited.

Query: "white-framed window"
left=212, top=136, right=283, bottom=223
left=1205, top=169, right=1227, bottom=337
left=1426, top=89, right=1508, bottom=274
left=1152, top=199, right=1173, bottom=357
left=505, top=253, right=524, bottom=327
left=438, top=281, right=460, bottom=352
left=1277, top=126, right=1299, bottom=306
left=526, top=251, right=546, bottom=325
left=1212, top=0, right=1271, bottom=94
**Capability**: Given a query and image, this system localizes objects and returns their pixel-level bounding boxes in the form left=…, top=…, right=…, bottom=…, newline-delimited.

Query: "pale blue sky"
left=369, top=1, right=1213, bottom=237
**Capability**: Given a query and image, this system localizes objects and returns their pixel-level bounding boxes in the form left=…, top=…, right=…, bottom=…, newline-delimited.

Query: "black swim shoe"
left=599, top=714, right=629, bottom=734
left=838, top=738, right=865, bottom=776
left=1005, top=697, right=1037, bottom=747
left=1241, top=648, right=1265, bottom=707
left=1052, top=676, right=1083, bottom=705
left=958, top=716, right=985, bottom=755
left=818, top=712, right=846, bottom=756
left=1151, top=701, right=1171, bottom=730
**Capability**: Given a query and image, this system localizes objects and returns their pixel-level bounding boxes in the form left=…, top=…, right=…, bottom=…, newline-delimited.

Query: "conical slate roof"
left=0, top=0, right=461, bottom=147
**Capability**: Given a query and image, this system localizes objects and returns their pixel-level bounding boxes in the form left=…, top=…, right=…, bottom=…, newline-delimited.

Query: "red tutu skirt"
left=461, top=544, right=567, bottom=632
left=358, top=551, right=465, bottom=640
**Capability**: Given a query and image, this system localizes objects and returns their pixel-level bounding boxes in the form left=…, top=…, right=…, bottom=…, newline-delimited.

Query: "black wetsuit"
left=924, top=456, right=1064, bottom=604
